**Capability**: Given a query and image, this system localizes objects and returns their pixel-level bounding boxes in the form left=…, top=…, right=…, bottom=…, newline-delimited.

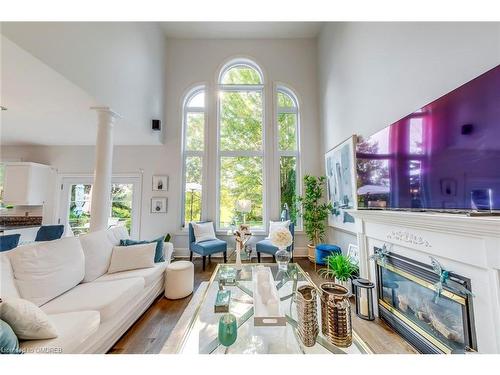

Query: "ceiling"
left=160, top=22, right=324, bottom=39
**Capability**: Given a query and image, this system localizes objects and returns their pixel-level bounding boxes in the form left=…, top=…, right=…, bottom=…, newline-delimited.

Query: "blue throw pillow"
left=0, top=319, right=22, bottom=354
left=120, top=237, right=165, bottom=263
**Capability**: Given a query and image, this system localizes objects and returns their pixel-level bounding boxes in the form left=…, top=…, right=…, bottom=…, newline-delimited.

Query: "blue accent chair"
left=0, top=234, right=21, bottom=252
left=315, top=244, right=342, bottom=265
left=188, top=222, right=227, bottom=271
left=256, top=222, right=295, bottom=263
left=35, top=225, right=65, bottom=242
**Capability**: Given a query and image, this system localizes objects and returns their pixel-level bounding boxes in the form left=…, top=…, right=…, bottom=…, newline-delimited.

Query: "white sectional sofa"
left=0, top=226, right=174, bottom=354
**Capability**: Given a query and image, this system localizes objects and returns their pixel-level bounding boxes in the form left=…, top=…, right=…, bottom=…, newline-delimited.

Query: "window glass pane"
left=278, top=113, right=297, bottom=151
left=187, top=91, right=205, bottom=108
left=219, top=157, right=263, bottom=229
left=184, top=156, right=203, bottom=225
left=409, top=118, right=423, bottom=154
left=221, top=66, right=262, bottom=85
left=186, top=112, right=204, bottom=151
left=280, top=156, right=298, bottom=224
left=111, top=184, right=133, bottom=233
left=69, top=184, right=92, bottom=235
left=68, top=183, right=133, bottom=236
left=220, top=91, right=262, bottom=151
left=277, top=91, right=295, bottom=108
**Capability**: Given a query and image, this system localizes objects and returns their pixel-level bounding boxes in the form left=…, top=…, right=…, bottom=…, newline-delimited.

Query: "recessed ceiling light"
left=0, top=106, right=7, bottom=111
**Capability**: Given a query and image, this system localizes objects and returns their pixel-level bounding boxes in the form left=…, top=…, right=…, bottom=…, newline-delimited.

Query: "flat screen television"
left=356, top=65, right=500, bottom=212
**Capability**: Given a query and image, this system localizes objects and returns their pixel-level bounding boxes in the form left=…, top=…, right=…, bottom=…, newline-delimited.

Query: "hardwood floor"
left=108, top=257, right=417, bottom=354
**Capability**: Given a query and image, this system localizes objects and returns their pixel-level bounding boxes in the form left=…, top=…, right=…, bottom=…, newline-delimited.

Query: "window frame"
left=58, top=174, right=141, bottom=238
left=275, top=85, right=302, bottom=229
left=181, top=85, right=207, bottom=228
left=216, top=59, right=267, bottom=231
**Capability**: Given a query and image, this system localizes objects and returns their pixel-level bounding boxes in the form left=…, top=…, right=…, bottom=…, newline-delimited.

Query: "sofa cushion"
left=79, top=230, right=115, bottom=282
left=108, top=243, right=155, bottom=274
left=0, top=298, right=58, bottom=340
left=1, top=254, right=20, bottom=299
left=20, top=311, right=100, bottom=354
left=0, top=319, right=22, bottom=354
left=7, top=237, right=85, bottom=306
left=41, top=278, right=144, bottom=322
left=106, top=226, right=130, bottom=245
left=120, top=237, right=165, bottom=263
left=95, top=262, right=167, bottom=287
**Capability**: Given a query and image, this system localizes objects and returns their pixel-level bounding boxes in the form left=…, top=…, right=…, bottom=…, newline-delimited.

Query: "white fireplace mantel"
left=346, top=209, right=500, bottom=353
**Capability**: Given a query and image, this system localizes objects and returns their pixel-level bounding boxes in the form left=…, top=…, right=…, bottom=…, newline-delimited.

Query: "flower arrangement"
left=270, top=227, right=293, bottom=249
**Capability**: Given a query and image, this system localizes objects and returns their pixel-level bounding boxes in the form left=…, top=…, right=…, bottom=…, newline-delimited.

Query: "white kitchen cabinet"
left=3, top=162, right=52, bottom=206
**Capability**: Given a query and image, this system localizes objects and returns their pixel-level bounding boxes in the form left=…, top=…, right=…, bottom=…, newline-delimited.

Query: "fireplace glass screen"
left=376, top=253, right=475, bottom=354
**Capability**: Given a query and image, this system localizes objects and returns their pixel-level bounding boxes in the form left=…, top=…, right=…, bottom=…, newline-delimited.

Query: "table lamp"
left=235, top=199, right=252, bottom=224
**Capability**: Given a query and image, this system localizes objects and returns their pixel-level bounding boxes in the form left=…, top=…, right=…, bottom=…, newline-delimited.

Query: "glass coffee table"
left=176, top=263, right=373, bottom=354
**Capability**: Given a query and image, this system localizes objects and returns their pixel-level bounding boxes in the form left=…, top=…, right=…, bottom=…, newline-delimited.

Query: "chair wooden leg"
left=223, top=252, right=227, bottom=263
left=272, top=255, right=276, bottom=263
left=190, top=251, right=193, bottom=261
left=208, top=255, right=211, bottom=262
left=202, top=256, right=206, bottom=271
left=257, top=252, right=261, bottom=263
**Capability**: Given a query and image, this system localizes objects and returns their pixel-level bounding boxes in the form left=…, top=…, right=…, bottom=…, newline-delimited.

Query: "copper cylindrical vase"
left=295, top=284, right=319, bottom=347
left=320, top=282, right=352, bottom=348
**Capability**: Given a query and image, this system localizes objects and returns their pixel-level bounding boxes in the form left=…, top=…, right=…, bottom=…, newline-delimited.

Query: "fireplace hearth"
left=375, top=249, right=476, bottom=354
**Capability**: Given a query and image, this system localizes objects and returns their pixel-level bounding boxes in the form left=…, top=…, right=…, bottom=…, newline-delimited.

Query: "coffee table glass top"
left=176, top=263, right=372, bottom=354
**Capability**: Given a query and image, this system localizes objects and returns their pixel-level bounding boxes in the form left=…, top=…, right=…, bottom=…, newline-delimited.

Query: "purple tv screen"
left=356, top=65, right=500, bottom=211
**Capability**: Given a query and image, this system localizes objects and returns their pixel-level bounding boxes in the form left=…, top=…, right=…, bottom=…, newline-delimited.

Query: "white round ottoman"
left=165, top=261, right=194, bottom=299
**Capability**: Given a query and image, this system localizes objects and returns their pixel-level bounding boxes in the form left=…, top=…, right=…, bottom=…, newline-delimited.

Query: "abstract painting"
left=325, top=135, right=357, bottom=232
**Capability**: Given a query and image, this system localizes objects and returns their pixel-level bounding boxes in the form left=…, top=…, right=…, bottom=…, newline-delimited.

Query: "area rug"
left=160, top=282, right=209, bottom=353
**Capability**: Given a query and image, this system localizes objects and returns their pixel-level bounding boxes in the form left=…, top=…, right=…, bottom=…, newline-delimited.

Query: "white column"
left=89, top=106, right=120, bottom=232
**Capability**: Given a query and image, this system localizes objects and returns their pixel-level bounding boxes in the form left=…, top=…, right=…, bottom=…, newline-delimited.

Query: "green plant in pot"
left=297, top=175, right=333, bottom=262
left=319, top=254, right=359, bottom=293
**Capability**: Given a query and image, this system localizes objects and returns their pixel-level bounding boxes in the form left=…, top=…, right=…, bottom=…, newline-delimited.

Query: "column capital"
left=90, top=106, right=121, bottom=125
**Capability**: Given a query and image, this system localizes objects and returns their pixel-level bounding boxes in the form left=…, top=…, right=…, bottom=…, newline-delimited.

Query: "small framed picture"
left=152, top=175, right=169, bottom=191
left=151, top=197, right=168, bottom=213
left=347, top=243, right=360, bottom=265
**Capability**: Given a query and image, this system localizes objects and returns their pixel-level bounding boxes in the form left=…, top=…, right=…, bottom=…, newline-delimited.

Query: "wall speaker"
left=152, top=119, right=161, bottom=131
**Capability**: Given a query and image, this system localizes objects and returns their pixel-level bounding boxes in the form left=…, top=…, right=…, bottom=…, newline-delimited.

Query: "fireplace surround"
left=348, top=209, right=500, bottom=353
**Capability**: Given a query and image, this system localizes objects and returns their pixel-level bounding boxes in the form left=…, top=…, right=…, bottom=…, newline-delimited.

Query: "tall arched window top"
left=184, top=85, right=205, bottom=109
left=277, top=86, right=298, bottom=109
left=219, top=58, right=264, bottom=85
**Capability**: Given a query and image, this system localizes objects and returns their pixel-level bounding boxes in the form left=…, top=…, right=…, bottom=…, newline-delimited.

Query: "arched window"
left=181, top=85, right=206, bottom=226
left=217, top=59, right=265, bottom=229
left=277, top=86, right=300, bottom=225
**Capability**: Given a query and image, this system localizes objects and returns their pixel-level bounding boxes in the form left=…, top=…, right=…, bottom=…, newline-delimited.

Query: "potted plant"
left=297, top=175, right=333, bottom=262
left=319, top=254, right=359, bottom=293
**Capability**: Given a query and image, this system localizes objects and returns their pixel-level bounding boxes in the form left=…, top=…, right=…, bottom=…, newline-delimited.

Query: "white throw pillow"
left=266, top=220, right=290, bottom=240
left=0, top=298, right=58, bottom=340
left=79, top=230, right=115, bottom=282
left=7, top=237, right=85, bottom=306
left=107, top=243, right=156, bottom=274
left=191, top=222, right=216, bottom=243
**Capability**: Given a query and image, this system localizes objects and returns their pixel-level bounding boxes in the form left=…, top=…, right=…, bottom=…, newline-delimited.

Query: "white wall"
left=317, top=22, right=500, bottom=249
left=1, top=37, right=321, bottom=256
left=1, top=22, right=167, bottom=145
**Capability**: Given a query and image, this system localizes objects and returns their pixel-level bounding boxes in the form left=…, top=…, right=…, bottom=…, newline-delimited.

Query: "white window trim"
left=216, top=60, right=267, bottom=231
left=181, top=85, right=207, bottom=228
left=57, top=173, right=142, bottom=238
left=275, top=84, right=302, bottom=230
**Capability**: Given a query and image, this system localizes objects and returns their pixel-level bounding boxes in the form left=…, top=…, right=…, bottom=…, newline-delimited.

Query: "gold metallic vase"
left=295, top=284, right=319, bottom=347
left=320, top=282, right=352, bottom=348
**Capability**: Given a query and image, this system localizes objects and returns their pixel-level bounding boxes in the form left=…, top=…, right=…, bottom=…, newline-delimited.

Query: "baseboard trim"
left=173, top=247, right=309, bottom=258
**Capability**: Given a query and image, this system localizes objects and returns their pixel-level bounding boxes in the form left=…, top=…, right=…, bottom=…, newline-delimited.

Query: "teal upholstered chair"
left=256, top=222, right=294, bottom=263
left=188, top=222, right=227, bottom=271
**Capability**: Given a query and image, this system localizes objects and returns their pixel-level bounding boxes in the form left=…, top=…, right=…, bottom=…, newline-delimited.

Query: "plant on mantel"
left=297, top=175, right=333, bottom=261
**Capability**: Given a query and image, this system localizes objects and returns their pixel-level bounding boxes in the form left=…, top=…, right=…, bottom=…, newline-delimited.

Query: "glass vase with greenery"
left=297, top=175, right=333, bottom=260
